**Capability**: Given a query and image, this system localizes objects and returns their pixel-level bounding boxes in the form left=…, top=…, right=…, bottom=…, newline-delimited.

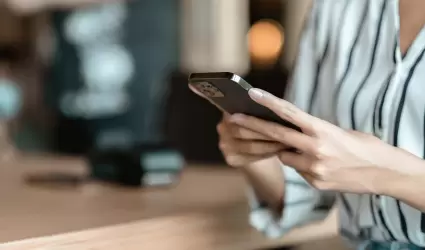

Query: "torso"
left=311, top=0, right=425, bottom=247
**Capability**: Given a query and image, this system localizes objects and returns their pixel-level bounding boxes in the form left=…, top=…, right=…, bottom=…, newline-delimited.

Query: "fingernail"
left=249, top=88, right=264, bottom=99
left=230, top=114, right=244, bottom=123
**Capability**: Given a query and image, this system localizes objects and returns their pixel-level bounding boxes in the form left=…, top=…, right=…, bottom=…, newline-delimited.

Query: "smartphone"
left=188, top=72, right=301, bottom=132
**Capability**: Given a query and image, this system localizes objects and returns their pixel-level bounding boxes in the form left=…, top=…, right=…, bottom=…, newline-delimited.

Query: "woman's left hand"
left=229, top=88, right=425, bottom=194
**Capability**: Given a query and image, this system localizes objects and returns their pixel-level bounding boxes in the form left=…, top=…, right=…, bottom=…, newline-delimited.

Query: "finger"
left=228, top=124, right=275, bottom=141
left=188, top=84, right=228, bottom=114
left=248, top=88, right=317, bottom=133
left=223, top=153, right=274, bottom=167
left=222, top=112, right=231, bottom=120
left=229, top=113, right=316, bottom=153
left=222, top=140, right=286, bottom=155
left=297, top=171, right=316, bottom=186
left=219, top=116, right=275, bottom=141
left=278, top=151, right=312, bottom=172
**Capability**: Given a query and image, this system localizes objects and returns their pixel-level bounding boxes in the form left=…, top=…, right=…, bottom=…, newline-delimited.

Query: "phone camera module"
left=196, top=82, right=224, bottom=98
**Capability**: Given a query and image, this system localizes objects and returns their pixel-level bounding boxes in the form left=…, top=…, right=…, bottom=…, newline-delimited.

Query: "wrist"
left=373, top=168, right=425, bottom=199
left=375, top=153, right=425, bottom=196
left=240, top=157, right=285, bottom=211
left=372, top=168, right=403, bottom=196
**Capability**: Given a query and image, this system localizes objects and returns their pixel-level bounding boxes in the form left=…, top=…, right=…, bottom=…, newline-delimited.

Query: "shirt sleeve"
left=248, top=165, right=335, bottom=238
left=247, top=0, right=336, bottom=239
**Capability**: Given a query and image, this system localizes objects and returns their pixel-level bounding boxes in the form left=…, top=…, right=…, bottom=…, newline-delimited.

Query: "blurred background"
left=0, top=1, right=347, bottom=250
left=0, top=0, right=311, bottom=164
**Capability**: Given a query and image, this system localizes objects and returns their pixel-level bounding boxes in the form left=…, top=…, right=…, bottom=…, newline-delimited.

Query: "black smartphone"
left=188, top=72, right=301, bottom=132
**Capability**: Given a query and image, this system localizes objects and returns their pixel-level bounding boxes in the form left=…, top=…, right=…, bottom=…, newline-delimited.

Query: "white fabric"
left=248, top=0, right=425, bottom=247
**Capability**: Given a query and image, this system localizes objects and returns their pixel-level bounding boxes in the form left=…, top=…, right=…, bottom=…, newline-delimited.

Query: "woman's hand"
left=188, top=84, right=286, bottom=167
left=229, top=88, right=425, bottom=194
left=217, top=114, right=287, bottom=167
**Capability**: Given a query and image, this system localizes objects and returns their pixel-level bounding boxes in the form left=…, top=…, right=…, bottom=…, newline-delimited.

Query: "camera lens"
left=195, top=81, right=224, bottom=98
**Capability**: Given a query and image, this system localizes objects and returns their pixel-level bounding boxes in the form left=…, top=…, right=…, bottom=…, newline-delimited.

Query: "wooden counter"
left=0, top=155, right=340, bottom=249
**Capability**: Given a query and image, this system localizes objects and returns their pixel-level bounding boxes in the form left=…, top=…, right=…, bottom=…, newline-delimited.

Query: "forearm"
left=378, top=168, right=425, bottom=212
left=373, top=150, right=425, bottom=211
left=241, top=156, right=285, bottom=212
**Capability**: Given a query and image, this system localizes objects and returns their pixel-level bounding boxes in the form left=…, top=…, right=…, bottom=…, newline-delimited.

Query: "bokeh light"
left=248, top=19, right=285, bottom=65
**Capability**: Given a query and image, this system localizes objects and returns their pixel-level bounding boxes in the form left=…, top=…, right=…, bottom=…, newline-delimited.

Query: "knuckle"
left=269, top=128, right=282, bottom=141
left=310, top=125, right=322, bottom=135
left=311, top=122, right=332, bottom=136
left=311, top=162, right=326, bottom=177
left=218, top=141, right=227, bottom=151
left=216, top=123, right=224, bottom=134
left=223, top=154, right=231, bottom=164
left=224, top=154, right=239, bottom=166
left=311, top=141, right=328, bottom=159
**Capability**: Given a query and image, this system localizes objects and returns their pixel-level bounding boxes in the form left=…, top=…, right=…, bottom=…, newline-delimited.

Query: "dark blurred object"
left=0, top=6, right=35, bottom=63
left=166, top=71, right=223, bottom=164
left=244, top=67, right=289, bottom=98
left=45, top=1, right=179, bottom=155
left=25, top=172, right=86, bottom=189
left=0, top=6, right=40, bottom=158
left=0, top=7, right=52, bottom=153
left=249, top=0, right=285, bottom=26
left=165, top=67, right=288, bottom=164
left=88, top=143, right=184, bottom=187
left=165, top=0, right=289, bottom=164
left=0, top=5, right=38, bottom=121
left=0, top=47, right=25, bottom=63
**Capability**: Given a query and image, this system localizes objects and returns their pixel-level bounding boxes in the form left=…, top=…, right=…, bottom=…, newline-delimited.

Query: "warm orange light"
left=248, top=19, right=284, bottom=64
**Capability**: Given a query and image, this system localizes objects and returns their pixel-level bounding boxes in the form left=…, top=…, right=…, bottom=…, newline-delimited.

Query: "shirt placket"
left=379, top=0, right=403, bottom=144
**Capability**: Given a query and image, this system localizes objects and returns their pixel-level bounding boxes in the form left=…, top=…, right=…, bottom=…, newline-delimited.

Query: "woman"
left=193, top=0, right=425, bottom=249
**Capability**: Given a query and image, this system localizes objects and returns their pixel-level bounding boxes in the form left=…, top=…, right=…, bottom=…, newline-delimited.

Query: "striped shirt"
left=248, top=0, right=425, bottom=248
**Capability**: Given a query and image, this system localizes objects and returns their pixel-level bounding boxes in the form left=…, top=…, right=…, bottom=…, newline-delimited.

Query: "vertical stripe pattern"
left=247, top=0, right=425, bottom=248
left=350, top=0, right=387, bottom=130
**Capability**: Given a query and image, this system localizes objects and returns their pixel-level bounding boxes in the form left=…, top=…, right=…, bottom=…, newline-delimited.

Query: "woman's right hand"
left=217, top=114, right=286, bottom=167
